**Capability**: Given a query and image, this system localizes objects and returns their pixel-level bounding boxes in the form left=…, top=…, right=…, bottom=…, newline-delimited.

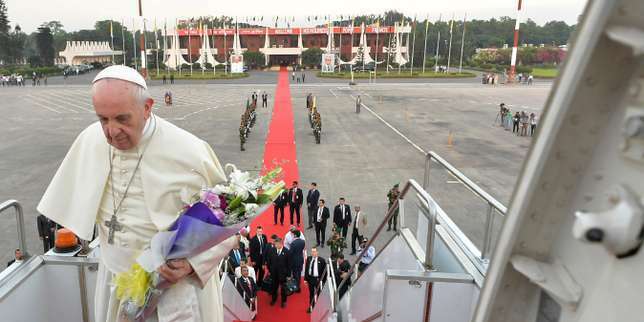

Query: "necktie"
left=235, top=250, right=240, bottom=263
left=342, top=205, right=345, bottom=220
left=292, top=189, right=296, bottom=202
left=318, top=208, right=322, bottom=221
left=354, top=212, right=359, bottom=226
left=258, top=236, right=263, bottom=254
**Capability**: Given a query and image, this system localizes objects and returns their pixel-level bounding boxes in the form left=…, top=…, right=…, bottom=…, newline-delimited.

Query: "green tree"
left=36, top=27, right=55, bottom=66
left=243, top=51, right=265, bottom=68
left=0, top=0, right=8, bottom=34
left=301, top=47, right=323, bottom=68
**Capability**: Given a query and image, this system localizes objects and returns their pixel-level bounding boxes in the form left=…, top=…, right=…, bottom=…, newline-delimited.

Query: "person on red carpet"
left=266, top=238, right=291, bottom=308
left=249, top=226, right=269, bottom=287
left=273, top=190, right=288, bottom=225
left=287, top=181, right=303, bottom=226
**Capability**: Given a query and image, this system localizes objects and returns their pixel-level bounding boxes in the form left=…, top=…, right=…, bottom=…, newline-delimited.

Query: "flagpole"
left=434, top=14, right=441, bottom=73
left=200, top=20, right=204, bottom=76
left=189, top=20, right=193, bottom=75
left=224, top=20, right=228, bottom=74
left=447, top=13, right=454, bottom=73
left=110, top=20, right=115, bottom=64
left=410, top=16, right=417, bottom=76
left=386, top=23, right=391, bottom=74
left=163, top=19, right=167, bottom=74
left=212, top=23, right=216, bottom=76
left=374, top=19, right=379, bottom=81
left=422, top=15, right=429, bottom=74
left=121, top=19, right=126, bottom=65
left=458, top=13, right=467, bottom=74
left=155, top=18, right=159, bottom=76
left=137, top=0, right=147, bottom=78
left=132, top=18, right=138, bottom=69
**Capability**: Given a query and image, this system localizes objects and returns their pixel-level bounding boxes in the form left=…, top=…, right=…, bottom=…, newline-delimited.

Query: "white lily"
left=226, top=164, right=258, bottom=200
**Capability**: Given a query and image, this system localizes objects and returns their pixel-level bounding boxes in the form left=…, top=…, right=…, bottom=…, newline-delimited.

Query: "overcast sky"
left=6, top=0, right=588, bottom=33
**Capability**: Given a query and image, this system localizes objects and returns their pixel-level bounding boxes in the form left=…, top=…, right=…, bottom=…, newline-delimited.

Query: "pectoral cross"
left=104, top=214, right=123, bottom=244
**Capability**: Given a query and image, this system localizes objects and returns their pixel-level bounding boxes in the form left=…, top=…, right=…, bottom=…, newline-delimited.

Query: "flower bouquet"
left=114, top=164, right=284, bottom=321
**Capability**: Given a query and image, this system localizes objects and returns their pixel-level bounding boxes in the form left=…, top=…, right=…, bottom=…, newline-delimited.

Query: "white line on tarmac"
left=28, top=94, right=83, bottom=113
left=169, top=106, right=219, bottom=121
left=328, top=89, right=338, bottom=98
left=348, top=92, right=426, bottom=155
left=45, top=91, right=93, bottom=113
left=24, top=95, right=62, bottom=113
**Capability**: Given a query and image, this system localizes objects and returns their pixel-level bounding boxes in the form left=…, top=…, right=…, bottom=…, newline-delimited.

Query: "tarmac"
left=0, top=70, right=550, bottom=267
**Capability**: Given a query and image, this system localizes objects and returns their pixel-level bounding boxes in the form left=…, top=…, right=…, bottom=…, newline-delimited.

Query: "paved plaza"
left=0, top=73, right=551, bottom=266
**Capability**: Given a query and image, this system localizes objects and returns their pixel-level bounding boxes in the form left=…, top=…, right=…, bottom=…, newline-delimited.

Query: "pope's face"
left=93, top=79, right=152, bottom=150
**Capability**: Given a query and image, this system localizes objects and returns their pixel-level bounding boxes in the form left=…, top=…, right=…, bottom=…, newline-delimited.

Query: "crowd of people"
left=498, top=103, right=538, bottom=136
left=0, top=74, right=26, bottom=86
left=221, top=180, right=398, bottom=315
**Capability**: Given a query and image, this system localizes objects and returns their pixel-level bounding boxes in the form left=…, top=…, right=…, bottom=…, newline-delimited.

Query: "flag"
left=110, top=20, right=114, bottom=38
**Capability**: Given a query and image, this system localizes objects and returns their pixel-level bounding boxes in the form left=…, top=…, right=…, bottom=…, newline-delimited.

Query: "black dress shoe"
left=307, top=308, right=312, bottom=313
left=386, top=227, right=391, bottom=231
left=349, top=252, right=356, bottom=255
left=270, top=300, right=276, bottom=306
left=281, top=302, right=286, bottom=308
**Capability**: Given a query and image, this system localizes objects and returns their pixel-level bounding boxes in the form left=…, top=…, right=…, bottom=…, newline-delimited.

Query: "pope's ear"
left=144, top=98, right=154, bottom=116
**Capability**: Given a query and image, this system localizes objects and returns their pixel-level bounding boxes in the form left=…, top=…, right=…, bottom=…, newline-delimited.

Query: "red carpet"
left=249, top=67, right=310, bottom=322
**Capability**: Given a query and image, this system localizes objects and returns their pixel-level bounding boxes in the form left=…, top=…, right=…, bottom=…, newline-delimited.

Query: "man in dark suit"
left=7, top=249, right=24, bottom=267
left=333, top=197, right=352, bottom=239
left=306, top=182, right=320, bottom=229
left=314, top=199, right=330, bottom=247
left=266, top=238, right=291, bottom=307
left=37, top=214, right=56, bottom=252
left=287, top=181, right=304, bottom=226
left=289, top=230, right=306, bottom=291
left=332, top=254, right=352, bottom=299
left=249, top=226, right=268, bottom=287
left=304, top=247, right=327, bottom=313
left=236, top=266, right=258, bottom=311
left=228, top=241, right=246, bottom=269
left=274, top=190, right=288, bottom=225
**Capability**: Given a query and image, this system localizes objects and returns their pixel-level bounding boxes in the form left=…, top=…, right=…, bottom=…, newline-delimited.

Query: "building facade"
left=167, top=25, right=411, bottom=67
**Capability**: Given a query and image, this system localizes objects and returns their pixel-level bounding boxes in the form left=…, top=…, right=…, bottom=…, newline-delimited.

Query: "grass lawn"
left=149, top=72, right=249, bottom=80
left=532, top=68, right=558, bottom=78
left=317, top=71, right=476, bottom=79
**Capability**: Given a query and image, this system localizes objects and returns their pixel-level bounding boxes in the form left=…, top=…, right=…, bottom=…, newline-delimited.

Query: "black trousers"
left=274, top=205, right=285, bottom=224
left=307, top=277, right=320, bottom=307
left=292, top=265, right=302, bottom=288
left=315, top=221, right=327, bottom=246
left=271, top=278, right=288, bottom=304
left=262, top=99, right=267, bottom=107
left=289, top=204, right=301, bottom=225
left=307, top=208, right=316, bottom=227
left=387, top=209, right=399, bottom=229
left=338, top=224, right=349, bottom=239
left=351, top=228, right=362, bottom=254
left=513, top=121, right=519, bottom=133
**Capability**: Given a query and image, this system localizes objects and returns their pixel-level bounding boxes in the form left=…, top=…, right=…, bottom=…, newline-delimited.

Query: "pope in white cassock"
left=37, top=66, right=235, bottom=322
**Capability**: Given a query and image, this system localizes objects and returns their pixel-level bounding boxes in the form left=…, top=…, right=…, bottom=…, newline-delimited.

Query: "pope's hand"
left=158, top=259, right=194, bottom=284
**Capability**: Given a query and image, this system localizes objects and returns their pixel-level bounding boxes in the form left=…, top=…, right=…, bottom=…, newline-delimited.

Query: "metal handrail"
left=424, top=151, right=508, bottom=259
left=333, top=179, right=436, bottom=308
left=0, top=200, right=29, bottom=258
left=425, top=152, right=507, bottom=214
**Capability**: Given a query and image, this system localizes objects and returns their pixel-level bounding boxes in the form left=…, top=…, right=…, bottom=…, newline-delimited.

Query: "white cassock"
left=37, top=115, right=236, bottom=322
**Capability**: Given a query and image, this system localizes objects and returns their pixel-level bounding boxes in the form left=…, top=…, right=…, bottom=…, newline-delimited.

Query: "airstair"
left=0, top=149, right=504, bottom=322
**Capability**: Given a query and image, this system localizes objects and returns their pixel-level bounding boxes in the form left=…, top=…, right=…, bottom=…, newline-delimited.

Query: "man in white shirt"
left=234, top=259, right=257, bottom=281
left=357, top=238, right=375, bottom=275
left=350, top=205, right=367, bottom=255
left=284, top=225, right=306, bottom=249
left=304, top=247, right=327, bottom=313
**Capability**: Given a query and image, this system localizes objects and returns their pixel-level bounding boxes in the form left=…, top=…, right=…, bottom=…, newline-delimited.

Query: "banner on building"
left=321, top=54, right=335, bottom=73
left=230, top=55, right=244, bottom=73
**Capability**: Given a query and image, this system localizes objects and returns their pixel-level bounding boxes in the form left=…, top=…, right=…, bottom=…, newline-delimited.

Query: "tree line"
left=0, top=1, right=576, bottom=69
